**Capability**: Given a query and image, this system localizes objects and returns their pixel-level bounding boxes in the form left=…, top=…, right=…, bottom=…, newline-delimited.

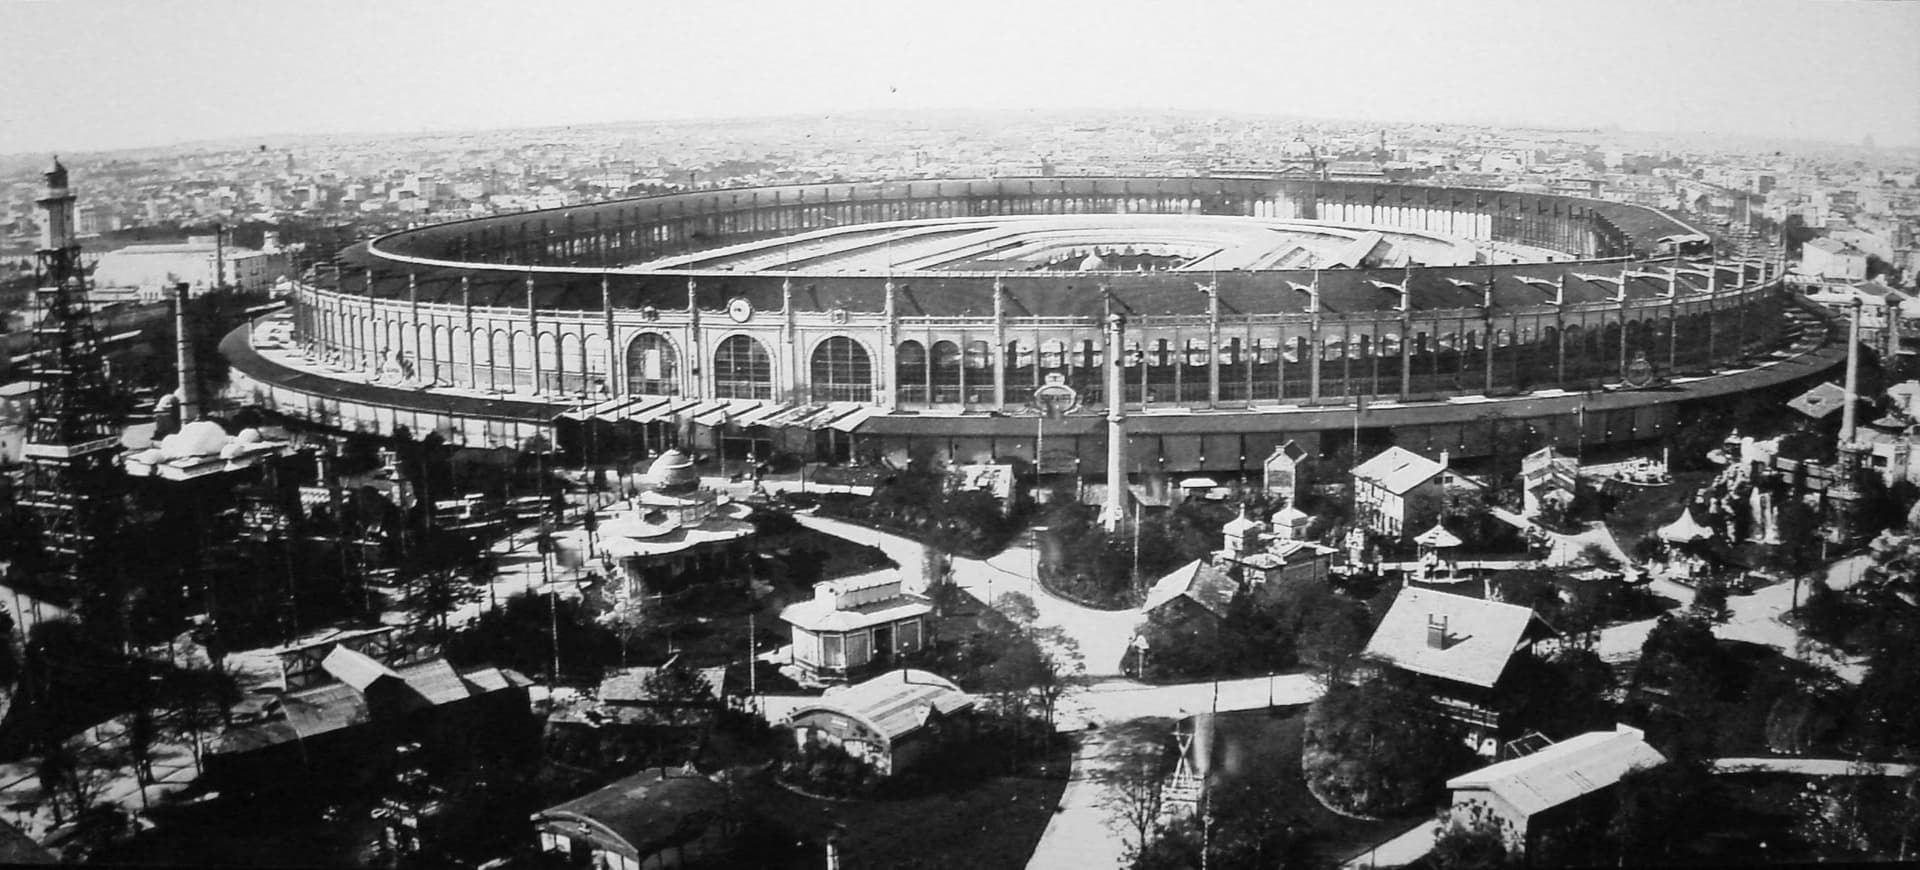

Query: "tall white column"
left=1103, top=311, right=1128, bottom=532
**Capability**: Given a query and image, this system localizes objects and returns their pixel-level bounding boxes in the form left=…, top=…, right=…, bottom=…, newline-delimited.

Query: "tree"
left=156, top=664, right=240, bottom=775
left=1499, top=647, right=1617, bottom=740
left=1430, top=802, right=1516, bottom=870
left=596, top=582, right=654, bottom=668
left=983, top=592, right=1083, bottom=752
left=1629, top=615, right=1728, bottom=761
left=1302, top=677, right=1469, bottom=816
left=1609, top=760, right=1718, bottom=864
left=1104, top=747, right=1168, bottom=859
left=1277, top=581, right=1369, bottom=677
left=398, top=528, right=482, bottom=643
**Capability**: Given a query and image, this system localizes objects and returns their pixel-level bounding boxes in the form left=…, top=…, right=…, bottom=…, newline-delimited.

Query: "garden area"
left=786, top=469, right=1027, bottom=559
left=1128, top=707, right=1434, bottom=870
left=1128, top=578, right=1370, bottom=683
left=1035, top=497, right=1234, bottom=610
left=742, top=745, right=1070, bottom=870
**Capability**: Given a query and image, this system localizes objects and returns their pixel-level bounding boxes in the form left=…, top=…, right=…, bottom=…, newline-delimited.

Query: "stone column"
left=993, top=279, right=1008, bottom=410
left=526, top=271, right=542, bottom=396
left=1103, top=310, right=1128, bottom=532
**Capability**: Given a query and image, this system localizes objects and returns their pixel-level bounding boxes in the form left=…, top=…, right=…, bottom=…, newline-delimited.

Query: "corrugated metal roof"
left=534, top=768, right=727, bottom=860
left=322, top=646, right=401, bottom=693
left=397, top=658, right=472, bottom=706
left=792, top=669, right=972, bottom=743
left=1446, top=725, right=1665, bottom=817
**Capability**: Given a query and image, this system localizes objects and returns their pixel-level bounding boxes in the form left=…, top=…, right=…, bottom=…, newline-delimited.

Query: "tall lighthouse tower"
left=20, top=158, right=123, bottom=584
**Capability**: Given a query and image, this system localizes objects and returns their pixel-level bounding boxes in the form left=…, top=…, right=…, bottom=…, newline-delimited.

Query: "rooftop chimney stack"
left=1426, top=614, right=1450, bottom=650
left=174, top=281, right=200, bottom=423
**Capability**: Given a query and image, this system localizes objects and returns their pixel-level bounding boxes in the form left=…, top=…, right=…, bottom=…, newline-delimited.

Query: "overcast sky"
left=3, top=0, right=1917, bottom=155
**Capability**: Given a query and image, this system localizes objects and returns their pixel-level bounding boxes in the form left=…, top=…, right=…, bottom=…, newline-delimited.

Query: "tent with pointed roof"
left=1657, top=507, right=1715, bottom=544
left=1414, top=523, right=1463, bottom=549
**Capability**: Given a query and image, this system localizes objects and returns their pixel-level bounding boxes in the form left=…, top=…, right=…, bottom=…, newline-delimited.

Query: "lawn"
left=737, top=745, right=1071, bottom=869
left=618, top=517, right=893, bottom=671
left=1602, top=469, right=1715, bottom=557
left=1202, top=707, right=1435, bottom=867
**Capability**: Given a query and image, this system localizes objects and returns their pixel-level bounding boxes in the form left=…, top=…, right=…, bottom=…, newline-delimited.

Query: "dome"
left=234, top=428, right=263, bottom=445
left=1280, top=137, right=1315, bottom=160
left=646, top=449, right=699, bottom=493
left=157, top=420, right=230, bottom=460
left=1078, top=250, right=1108, bottom=271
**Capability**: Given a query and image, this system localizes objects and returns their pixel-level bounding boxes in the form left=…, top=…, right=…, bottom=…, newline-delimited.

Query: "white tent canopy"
left=1657, top=508, right=1715, bottom=544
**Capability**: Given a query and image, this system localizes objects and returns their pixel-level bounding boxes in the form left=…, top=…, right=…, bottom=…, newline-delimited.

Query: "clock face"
left=727, top=297, right=753, bottom=323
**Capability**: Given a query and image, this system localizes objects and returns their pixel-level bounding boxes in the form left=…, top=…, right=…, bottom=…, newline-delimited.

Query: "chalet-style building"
left=786, top=669, right=973, bottom=778
left=1361, top=587, right=1557, bottom=753
left=1445, top=724, right=1666, bottom=857
left=779, top=572, right=931, bottom=683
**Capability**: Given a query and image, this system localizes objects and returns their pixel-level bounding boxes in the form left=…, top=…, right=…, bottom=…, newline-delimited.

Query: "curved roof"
left=533, top=768, right=726, bottom=862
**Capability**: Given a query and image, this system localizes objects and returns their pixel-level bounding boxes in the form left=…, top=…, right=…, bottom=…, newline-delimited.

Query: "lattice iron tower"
left=20, top=158, right=123, bottom=583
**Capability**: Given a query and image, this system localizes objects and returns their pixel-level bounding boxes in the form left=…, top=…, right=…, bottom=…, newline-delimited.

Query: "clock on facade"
left=727, top=297, right=754, bottom=323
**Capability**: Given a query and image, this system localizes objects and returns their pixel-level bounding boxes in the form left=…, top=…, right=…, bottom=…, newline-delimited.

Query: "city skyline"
left=3, top=0, right=1918, bottom=156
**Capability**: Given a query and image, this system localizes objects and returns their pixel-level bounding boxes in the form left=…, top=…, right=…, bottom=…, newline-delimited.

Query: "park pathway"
left=790, top=513, right=1145, bottom=677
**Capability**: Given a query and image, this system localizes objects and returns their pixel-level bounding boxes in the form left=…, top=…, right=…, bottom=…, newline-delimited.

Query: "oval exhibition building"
left=227, top=175, right=1846, bottom=507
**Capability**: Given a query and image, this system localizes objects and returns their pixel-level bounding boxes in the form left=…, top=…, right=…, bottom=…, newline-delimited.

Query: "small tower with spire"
left=20, top=158, right=125, bottom=585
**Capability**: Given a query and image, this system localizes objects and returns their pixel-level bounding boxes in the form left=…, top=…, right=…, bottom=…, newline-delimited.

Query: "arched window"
left=713, top=335, right=773, bottom=400
left=626, top=333, right=678, bottom=396
left=810, top=337, right=872, bottom=402
left=1039, top=339, right=1066, bottom=370
left=965, top=340, right=993, bottom=370
left=931, top=340, right=963, bottom=403
left=896, top=340, right=929, bottom=404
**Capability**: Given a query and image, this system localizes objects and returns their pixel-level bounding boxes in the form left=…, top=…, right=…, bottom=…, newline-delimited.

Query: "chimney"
left=1426, top=615, right=1449, bottom=650
left=174, top=281, right=200, bottom=423
left=1438, top=449, right=1449, bottom=470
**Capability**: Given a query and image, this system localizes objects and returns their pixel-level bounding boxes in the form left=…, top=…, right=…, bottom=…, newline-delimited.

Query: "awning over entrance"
left=826, top=405, right=876, bottom=433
